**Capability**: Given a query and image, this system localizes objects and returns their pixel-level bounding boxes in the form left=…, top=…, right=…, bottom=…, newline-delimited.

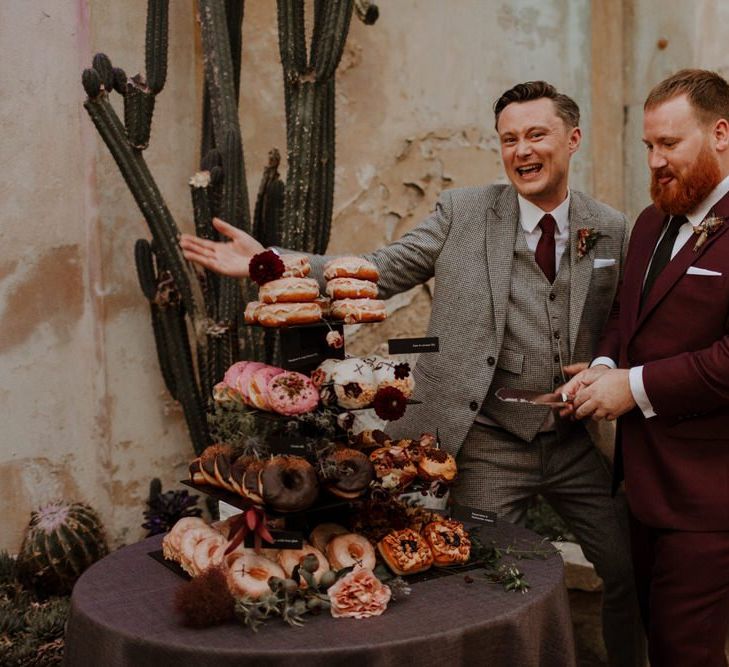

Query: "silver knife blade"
left=495, top=387, right=571, bottom=408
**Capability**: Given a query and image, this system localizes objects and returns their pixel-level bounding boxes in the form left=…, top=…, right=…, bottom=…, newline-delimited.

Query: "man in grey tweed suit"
left=181, top=81, right=644, bottom=666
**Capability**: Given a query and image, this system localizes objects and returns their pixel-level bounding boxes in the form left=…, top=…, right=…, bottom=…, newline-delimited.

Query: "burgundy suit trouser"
left=630, top=514, right=729, bottom=666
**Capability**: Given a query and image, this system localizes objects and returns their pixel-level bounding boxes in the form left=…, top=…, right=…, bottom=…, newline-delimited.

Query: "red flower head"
left=373, top=386, right=407, bottom=421
left=249, top=250, right=285, bottom=286
left=393, top=362, right=411, bottom=380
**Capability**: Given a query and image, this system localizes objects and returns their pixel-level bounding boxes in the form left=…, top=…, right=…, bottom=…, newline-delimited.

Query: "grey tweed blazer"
left=310, top=184, right=629, bottom=457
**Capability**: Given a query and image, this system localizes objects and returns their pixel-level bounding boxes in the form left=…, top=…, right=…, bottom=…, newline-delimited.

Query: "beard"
left=650, top=142, right=722, bottom=215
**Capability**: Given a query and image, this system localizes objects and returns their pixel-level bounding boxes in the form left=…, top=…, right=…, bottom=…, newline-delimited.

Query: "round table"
left=64, top=523, right=575, bottom=667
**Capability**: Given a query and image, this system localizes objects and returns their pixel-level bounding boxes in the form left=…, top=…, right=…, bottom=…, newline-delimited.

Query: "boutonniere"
left=576, top=227, right=607, bottom=260
left=692, top=215, right=726, bottom=252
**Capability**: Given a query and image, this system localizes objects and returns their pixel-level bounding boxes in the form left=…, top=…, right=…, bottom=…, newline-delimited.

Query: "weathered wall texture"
left=8, top=0, right=695, bottom=552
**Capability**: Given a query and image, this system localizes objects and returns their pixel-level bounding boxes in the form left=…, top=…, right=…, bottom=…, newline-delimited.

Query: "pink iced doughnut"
left=235, top=362, right=267, bottom=404
left=267, top=372, right=320, bottom=416
left=247, top=366, right=284, bottom=411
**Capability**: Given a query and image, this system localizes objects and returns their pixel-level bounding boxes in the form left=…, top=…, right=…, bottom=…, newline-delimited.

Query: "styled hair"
left=644, top=69, right=729, bottom=124
left=493, top=81, right=580, bottom=130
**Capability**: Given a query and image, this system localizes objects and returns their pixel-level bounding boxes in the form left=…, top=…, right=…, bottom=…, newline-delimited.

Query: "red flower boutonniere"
left=576, top=227, right=608, bottom=260
left=692, top=215, right=726, bottom=252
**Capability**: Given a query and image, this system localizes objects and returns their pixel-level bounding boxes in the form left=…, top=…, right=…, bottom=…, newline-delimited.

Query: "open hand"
left=571, top=369, right=635, bottom=421
left=179, top=218, right=264, bottom=278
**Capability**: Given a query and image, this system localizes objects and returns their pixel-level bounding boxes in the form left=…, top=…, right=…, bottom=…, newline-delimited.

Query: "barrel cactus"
left=17, top=501, right=109, bottom=596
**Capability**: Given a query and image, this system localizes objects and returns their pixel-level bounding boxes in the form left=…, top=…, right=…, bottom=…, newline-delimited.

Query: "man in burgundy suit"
left=563, top=69, right=729, bottom=666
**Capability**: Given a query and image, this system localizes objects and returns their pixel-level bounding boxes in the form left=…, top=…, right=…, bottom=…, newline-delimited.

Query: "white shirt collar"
left=684, top=173, right=729, bottom=225
left=517, top=191, right=571, bottom=235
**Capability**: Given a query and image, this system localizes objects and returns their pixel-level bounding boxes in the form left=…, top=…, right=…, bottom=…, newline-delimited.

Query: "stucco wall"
left=2, top=0, right=601, bottom=551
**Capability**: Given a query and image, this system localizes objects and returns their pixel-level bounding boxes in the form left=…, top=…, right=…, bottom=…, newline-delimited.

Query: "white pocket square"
left=593, top=258, right=616, bottom=268
left=686, top=266, right=723, bottom=276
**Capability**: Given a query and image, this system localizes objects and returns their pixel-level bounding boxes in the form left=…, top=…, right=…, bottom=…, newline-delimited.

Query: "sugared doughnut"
left=259, top=277, right=320, bottom=304
left=310, top=523, right=349, bottom=554
left=162, top=517, right=209, bottom=561
left=332, top=358, right=377, bottom=409
left=257, top=302, right=323, bottom=327
left=369, top=357, right=415, bottom=398
left=417, top=448, right=458, bottom=483
left=324, top=256, right=379, bottom=281
left=267, top=371, right=319, bottom=416
left=280, top=253, right=311, bottom=278
left=331, top=298, right=387, bottom=324
left=244, top=301, right=264, bottom=324
left=324, top=448, right=374, bottom=499
left=377, top=528, right=433, bottom=576
left=326, top=533, right=377, bottom=571
left=277, top=545, right=330, bottom=586
left=326, top=278, right=378, bottom=300
left=260, top=456, right=319, bottom=512
left=226, top=552, right=285, bottom=600
left=247, top=366, right=284, bottom=411
left=423, top=520, right=471, bottom=566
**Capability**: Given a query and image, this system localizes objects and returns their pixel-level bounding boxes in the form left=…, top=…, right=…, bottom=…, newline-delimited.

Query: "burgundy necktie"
left=535, top=214, right=557, bottom=283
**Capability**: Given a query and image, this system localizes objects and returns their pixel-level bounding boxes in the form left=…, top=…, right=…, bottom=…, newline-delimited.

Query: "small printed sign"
left=245, top=530, right=303, bottom=550
left=450, top=503, right=497, bottom=526
left=388, top=336, right=439, bottom=355
left=267, top=434, right=308, bottom=455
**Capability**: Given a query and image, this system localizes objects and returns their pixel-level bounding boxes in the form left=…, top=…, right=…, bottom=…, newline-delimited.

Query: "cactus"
left=145, top=0, right=169, bottom=94
left=16, top=502, right=108, bottom=596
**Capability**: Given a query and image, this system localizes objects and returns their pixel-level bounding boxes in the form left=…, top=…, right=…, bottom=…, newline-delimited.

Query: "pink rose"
left=326, top=330, right=344, bottom=349
left=327, top=568, right=391, bottom=619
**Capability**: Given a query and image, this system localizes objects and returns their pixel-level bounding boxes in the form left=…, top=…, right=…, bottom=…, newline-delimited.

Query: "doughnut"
left=267, top=371, right=319, bottom=416
left=257, top=302, right=323, bottom=327
left=233, top=361, right=266, bottom=403
left=162, top=517, right=209, bottom=561
left=417, top=448, right=458, bottom=483
left=369, top=446, right=417, bottom=490
left=326, top=533, right=377, bottom=571
left=228, top=455, right=253, bottom=496
left=277, top=545, right=330, bottom=586
left=259, top=277, right=320, bottom=304
left=179, top=526, right=219, bottom=576
left=280, top=253, right=311, bottom=278
left=377, top=528, right=433, bottom=576
left=332, top=358, right=377, bottom=409
left=222, top=360, right=250, bottom=389
left=311, top=358, right=340, bottom=388
left=331, top=298, right=387, bottom=324
left=247, top=366, right=284, bottom=411
left=325, top=277, right=378, bottom=300
left=369, top=356, right=415, bottom=398
left=240, top=459, right=265, bottom=504
left=191, top=533, right=227, bottom=575
left=350, top=429, right=391, bottom=451
left=324, top=448, right=374, bottom=499
left=188, top=458, right=206, bottom=485
left=260, top=456, right=319, bottom=512
left=323, top=256, right=379, bottom=282
left=423, top=520, right=471, bottom=566
left=315, top=295, right=331, bottom=318
left=226, top=552, right=285, bottom=600
left=309, top=523, right=349, bottom=554
left=199, top=444, right=233, bottom=488
left=244, top=301, right=264, bottom=324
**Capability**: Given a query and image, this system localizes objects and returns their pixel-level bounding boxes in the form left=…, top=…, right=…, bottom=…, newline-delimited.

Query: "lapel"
left=485, top=186, right=519, bottom=343
left=567, top=193, right=597, bottom=357
left=635, top=192, right=729, bottom=332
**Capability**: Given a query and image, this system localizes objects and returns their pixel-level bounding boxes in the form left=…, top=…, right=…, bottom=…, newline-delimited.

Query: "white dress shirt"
left=592, top=173, right=729, bottom=418
left=517, top=191, right=571, bottom=271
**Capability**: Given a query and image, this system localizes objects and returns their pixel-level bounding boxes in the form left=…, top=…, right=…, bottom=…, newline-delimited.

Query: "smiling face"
left=643, top=94, right=724, bottom=215
left=497, top=97, right=581, bottom=211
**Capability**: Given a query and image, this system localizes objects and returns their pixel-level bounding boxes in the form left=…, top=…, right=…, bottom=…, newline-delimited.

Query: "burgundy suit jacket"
left=597, top=191, right=729, bottom=531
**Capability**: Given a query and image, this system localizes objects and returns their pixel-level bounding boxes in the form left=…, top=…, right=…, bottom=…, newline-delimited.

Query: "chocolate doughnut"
left=325, top=448, right=374, bottom=499
left=260, top=456, right=319, bottom=512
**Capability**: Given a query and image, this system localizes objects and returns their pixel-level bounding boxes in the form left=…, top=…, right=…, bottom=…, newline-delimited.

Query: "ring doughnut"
left=277, top=545, right=330, bottom=586
left=226, top=552, right=285, bottom=599
left=324, top=448, right=374, bottom=499
left=244, top=301, right=264, bottom=324
left=191, top=533, right=227, bottom=575
left=309, top=523, right=349, bottom=554
left=324, top=257, right=379, bottom=281
left=325, top=278, right=378, bottom=300
left=326, top=533, right=377, bottom=571
left=259, top=277, right=320, bottom=304
left=246, top=366, right=284, bottom=411
left=331, top=298, right=387, bottom=324
left=260, top=456, right=319, bottom=512
left=162, top=517, right=209, bottom=561
left=267, top=371, right=320, bottom=416
left=257, top=302, right=322, bottom=327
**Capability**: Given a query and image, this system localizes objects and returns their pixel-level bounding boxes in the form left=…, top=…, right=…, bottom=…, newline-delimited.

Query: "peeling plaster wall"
left=1, top=0, right=597, bottom=551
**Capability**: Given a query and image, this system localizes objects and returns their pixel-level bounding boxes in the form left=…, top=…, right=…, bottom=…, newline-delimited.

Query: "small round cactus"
left=17, top=501, right=108, bottom=596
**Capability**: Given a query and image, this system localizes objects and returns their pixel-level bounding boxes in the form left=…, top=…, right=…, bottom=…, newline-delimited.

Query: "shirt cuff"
left=590, top=357, right=616, bottom=369
left=629, top=366, right=656, bottom=418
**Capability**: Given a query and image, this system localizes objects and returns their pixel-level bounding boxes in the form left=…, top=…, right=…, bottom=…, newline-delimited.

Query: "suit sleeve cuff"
left=591, top=357, right=616, bottom=369
left=629, top=366, right=656, bottom=418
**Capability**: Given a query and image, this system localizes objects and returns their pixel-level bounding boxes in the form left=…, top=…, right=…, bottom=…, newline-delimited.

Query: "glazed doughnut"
left=260, top=456, right=319, bottom=512
left=326, top=533, right=377, bottom=571
left=315, top=295, right=331, bottom=318
left=244, top=301, right=264, bottom=324
left=267, top=371, right=319, bottom=416
left=226, top=552, right=285, bottom=600
left=369, top=357, right=415, bottom=398
left=277, top=545, right=330, bottom=586
left=259, top=277, right=320, bottom=304
left=257, top=302, right=323, bottom=327
left=324, top=448, right=374, bottom=499
left=324, top=256, right=379, bottom=281
left=332, top=358, right=377, bottom=409
left=325, top=278, right=378, bottom=300
left=247, top=366, right=284, bottom=411
left=162, top=517, right=209, bottom=561
left=191, top=533, right=227, bottom=575
left=280, top=253, right=311, bottom=278
left=309, top=523, right=349, bottom=554
left=377, top=528, right=433, bottom=575
left=423, top=520, right=471, bottom=566
left=369, top=446, right=417, bottom=490
left=331, top=298, right=387, bottom=324
left=417, top=448, right=458, bottom=483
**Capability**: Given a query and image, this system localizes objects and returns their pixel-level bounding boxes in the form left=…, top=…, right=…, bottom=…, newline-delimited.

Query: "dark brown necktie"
left=640, top=214, right=687, bottom=307
left=535, top=214, right=557, bottom=283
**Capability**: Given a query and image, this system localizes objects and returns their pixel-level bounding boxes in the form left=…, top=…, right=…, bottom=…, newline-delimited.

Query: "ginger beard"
left=650, top=140, right=722, bottom=215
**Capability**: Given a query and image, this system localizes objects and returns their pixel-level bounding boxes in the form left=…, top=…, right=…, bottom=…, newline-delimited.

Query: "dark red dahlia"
left=373, top=386, right=407, bottom=421
left=248, top=250, right=284, bottom=286
left=393, top=362, right=411, bottom=380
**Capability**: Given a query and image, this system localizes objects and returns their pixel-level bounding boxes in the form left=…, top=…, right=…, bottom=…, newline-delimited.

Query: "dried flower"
left=372, top=386, right=407, bottom=421
left=692, top=214, right=725, bottom=252
left=576, top=227, right=607, bottom=260
left=174, top=566, right=235, bottom=627
left=327, top=568, right=391, bottom=619
left=326, top=330, right=344, bottom=349
left=249, top=250, right=285, bottom=286
left=393, top=362, right=411, bottom=380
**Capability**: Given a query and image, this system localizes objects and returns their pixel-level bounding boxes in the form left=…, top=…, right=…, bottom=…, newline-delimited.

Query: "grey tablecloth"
left=64, top=523, right=576, bottom=667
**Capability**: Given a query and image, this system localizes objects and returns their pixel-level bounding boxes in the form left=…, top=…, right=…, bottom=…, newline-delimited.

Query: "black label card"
left=450, top=503, right=497, bottom=526
left=388, top=336, right=439, bottom=355
left=245, top=529, right=303, bottom=550
left=266, top=434, right=308, bottom=455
